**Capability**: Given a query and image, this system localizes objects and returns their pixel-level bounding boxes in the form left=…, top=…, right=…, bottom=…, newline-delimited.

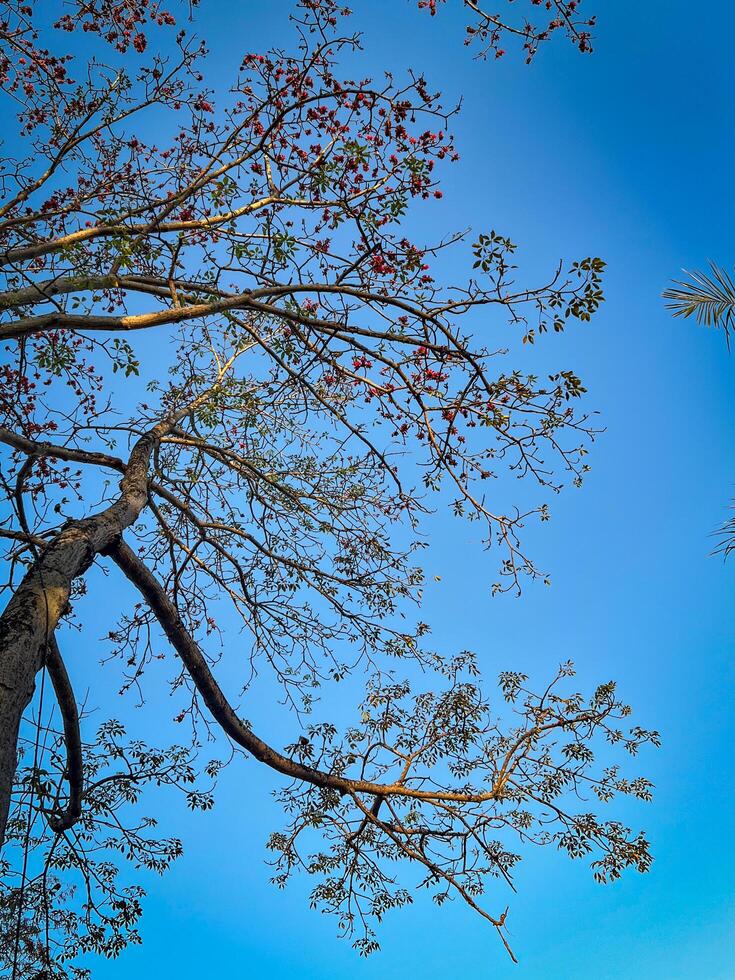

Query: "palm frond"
left=663, top=261, right=735, bottom=348
left=713, top=502, right=735, bottom=561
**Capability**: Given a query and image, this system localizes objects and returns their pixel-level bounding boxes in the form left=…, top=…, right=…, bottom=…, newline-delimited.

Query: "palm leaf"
left=663, top=261, right=735, bottom=348
left=666, top=263, right=735, bottom=561
left=713, top=503, right=735, bottom=561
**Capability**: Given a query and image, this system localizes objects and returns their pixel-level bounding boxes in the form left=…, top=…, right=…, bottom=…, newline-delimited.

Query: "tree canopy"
left=0, top=1, right=656, bottom=975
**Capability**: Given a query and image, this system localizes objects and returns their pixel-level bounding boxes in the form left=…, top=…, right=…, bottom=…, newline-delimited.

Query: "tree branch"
left=44, top=635, right=83, bottom=834
left=105, top=536, right=601, bottom=808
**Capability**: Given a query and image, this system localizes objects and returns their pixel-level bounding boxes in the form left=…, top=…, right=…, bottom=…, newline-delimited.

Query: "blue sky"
left=73, top=1, right=735, bottom=976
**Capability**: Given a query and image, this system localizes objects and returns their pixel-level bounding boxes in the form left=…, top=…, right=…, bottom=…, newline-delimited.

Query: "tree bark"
left=0, top=436, right=153, bottom=850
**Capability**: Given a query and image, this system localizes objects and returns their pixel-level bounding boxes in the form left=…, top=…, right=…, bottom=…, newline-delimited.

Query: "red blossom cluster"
left=55, top=0, right=179, bottom=53
left=419, top=0, right=595, bottom=60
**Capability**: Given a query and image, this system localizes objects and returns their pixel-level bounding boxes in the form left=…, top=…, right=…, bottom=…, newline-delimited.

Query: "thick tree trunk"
left=0, top=439, right=152, bottom=850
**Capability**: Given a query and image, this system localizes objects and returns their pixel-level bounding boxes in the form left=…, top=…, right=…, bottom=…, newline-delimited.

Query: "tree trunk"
left=0, top=442, right=152, bottom=850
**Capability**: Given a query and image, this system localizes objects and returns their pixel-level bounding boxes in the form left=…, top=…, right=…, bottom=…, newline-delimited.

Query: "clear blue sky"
left=82, top=2, right=735, bottom=976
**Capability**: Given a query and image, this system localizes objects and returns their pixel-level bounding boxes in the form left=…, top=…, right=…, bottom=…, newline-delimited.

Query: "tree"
left=0, top=1, right=656, bottom=974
